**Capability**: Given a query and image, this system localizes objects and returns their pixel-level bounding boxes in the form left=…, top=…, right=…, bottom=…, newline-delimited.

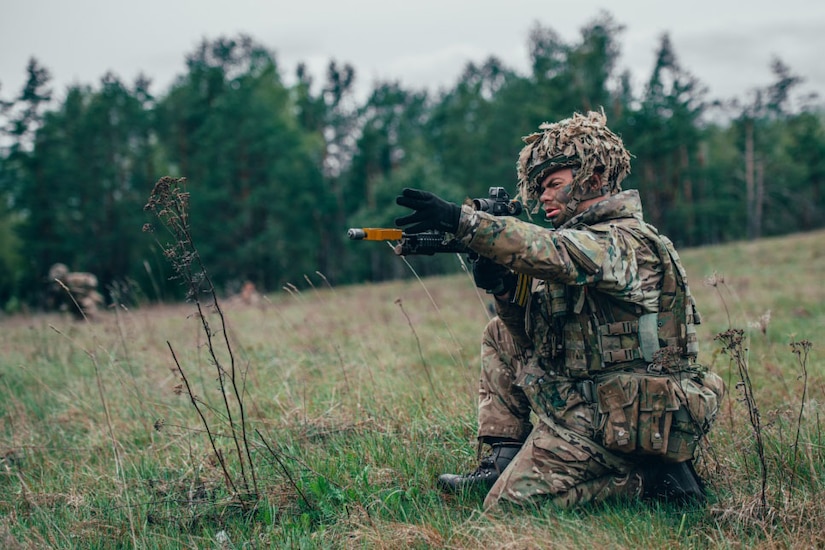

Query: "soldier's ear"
left=586, top=172, right=604, bottom=192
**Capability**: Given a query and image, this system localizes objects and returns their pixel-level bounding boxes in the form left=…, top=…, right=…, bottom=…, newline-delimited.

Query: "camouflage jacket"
left=456, top=189, right=701, bottom=379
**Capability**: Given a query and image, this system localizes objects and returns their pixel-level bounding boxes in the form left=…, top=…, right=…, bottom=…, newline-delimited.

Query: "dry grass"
left=0, top=229, right=823, bottom=547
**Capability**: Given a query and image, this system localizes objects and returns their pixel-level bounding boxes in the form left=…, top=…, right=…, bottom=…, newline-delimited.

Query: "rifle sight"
left=473, top=187, right=523, bottom=216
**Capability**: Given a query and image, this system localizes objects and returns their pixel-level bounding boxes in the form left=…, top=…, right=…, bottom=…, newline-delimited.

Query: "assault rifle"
left=347, top=186, right=523, bottom=256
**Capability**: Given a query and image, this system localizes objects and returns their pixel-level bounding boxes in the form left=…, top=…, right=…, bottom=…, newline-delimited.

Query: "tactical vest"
left=517, top=217, right=722, bottom=463
left=525, top=217, right=700, bottom=379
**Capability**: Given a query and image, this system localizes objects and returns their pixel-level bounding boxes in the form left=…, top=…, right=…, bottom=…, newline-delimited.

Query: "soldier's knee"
left=482, top=316, right=517, bottom=353
left=482, top=316, right=505, bottom=340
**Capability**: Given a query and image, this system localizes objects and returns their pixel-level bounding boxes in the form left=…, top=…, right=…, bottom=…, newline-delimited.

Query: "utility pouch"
left=665, top=371, right=723, bottom=462
left=637, top=376, right=680, bottom=455
left=596, top=371, right=722, bottom=461
left=596, top=374, right=639, bottom=453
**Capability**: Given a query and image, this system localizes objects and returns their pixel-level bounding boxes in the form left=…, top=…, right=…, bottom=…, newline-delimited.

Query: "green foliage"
left=155, top=36, right=328, bottom=292
left=1, top=16, right=824, bottom=308
left=3, top=71, right=160, bottom=305
left=0, top=205, right=22, bottom=309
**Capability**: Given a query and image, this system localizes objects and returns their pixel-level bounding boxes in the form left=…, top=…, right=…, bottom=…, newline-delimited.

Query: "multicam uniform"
left=454, top=189, right=725, bottom=509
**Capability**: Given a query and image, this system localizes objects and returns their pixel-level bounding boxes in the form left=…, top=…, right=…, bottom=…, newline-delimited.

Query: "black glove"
left=473, top=257, right=516, bottom=296
left=395, top=188, right=461, bottom=234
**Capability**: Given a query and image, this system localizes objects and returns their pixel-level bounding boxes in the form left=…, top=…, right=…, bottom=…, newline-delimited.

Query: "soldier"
left=395, top=110, right=725, bottom=510
left=47, top=263, right=105, bottom=320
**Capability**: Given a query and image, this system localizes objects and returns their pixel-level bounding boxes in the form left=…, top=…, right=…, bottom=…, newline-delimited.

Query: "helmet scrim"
left=516, top=110, right=631, bottom=212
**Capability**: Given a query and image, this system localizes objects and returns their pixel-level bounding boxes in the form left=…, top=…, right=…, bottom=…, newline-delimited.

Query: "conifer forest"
left=1, top=15, right=823, bottom=309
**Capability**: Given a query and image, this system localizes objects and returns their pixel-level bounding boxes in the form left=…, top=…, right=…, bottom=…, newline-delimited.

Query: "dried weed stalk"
left=790, top=339, right=813, bottom=494
left=395, top=297, right=436, bottom=397
left=706, top=272, right=825, bottom=540
left=707, top=274, right=769, bottom=513
left=144, top=176, right=258, bottom=505
left=715, top=328, right=768, bottom=513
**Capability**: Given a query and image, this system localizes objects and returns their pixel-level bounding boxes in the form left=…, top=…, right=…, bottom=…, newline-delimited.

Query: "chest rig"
left=525, top=218, right=700, bottom=380
left=513, top=218, right=720, bottom=463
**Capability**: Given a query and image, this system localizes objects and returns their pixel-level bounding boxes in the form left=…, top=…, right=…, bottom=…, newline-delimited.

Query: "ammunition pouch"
left=595, top=371, right=722, bottom=462
left=666, top=370, right=725, bottom=461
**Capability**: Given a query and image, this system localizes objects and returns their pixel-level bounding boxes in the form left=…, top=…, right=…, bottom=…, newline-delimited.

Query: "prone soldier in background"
left=47, top=263, right=105, bottom=320
left=394, top=110, right=726, bottom=510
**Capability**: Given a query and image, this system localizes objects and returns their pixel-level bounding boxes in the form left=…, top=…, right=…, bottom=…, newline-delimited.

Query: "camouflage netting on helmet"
left=516, top=110, right=632, bottom=212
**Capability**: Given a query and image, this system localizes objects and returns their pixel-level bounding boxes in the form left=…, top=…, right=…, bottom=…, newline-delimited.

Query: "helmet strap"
left=563, top=196, right=581, bottom=220
left=562, top=172, right=608, bottom=221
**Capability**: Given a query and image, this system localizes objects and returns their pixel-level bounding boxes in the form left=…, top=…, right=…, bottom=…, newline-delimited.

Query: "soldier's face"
left=539, top=168, right=576, bottom=223
left=539, top=168, right=605, bottom=225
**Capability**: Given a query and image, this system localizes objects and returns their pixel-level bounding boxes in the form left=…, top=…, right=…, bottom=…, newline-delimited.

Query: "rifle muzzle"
left=347, top=228, right=404, bottom=241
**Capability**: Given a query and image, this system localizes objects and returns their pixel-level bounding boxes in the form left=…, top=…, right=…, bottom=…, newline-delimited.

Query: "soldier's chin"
left=545, top=210, right=566, bottom=228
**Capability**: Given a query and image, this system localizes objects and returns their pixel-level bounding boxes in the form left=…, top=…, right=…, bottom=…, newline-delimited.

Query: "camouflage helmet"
left=49, top=263, right=69, bottom=281
left=516, top=110, right=632, bottom=214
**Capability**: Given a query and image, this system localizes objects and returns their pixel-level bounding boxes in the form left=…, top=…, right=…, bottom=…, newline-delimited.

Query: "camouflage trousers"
left=478, top=317, right=641, bottom=510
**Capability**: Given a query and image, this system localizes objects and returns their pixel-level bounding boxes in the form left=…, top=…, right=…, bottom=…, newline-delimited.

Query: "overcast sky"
left=2, top=0, right=824, bottom=106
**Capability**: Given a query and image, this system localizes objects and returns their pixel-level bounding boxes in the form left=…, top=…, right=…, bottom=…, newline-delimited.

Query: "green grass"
left=1, top=229, right=824, bottom=548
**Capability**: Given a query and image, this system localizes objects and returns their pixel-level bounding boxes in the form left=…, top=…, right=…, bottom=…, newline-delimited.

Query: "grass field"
left=1, top=229, right=823, bottom=548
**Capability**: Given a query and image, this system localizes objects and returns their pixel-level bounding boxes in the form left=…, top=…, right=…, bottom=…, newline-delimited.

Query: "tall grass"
left=0, top=228, right=823, bottom=548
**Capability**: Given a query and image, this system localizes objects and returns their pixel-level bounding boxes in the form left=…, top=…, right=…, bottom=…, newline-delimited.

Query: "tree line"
left=1, top=14, right=823, bottom=311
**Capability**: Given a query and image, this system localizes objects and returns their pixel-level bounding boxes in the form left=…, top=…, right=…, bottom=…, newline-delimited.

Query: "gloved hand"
left=473, top=257, right=516, bottom=296
left=395, top=188, right=461, bottom=234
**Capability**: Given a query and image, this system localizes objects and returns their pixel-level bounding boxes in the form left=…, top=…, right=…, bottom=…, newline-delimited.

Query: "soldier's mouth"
left=545, top=207, right=561, bottom=220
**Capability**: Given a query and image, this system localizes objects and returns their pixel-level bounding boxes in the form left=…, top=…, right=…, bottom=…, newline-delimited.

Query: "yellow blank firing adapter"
left=347, top=228, right=404, bottom=241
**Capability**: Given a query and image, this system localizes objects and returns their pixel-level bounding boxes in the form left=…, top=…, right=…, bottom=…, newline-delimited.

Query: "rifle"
left=347, top=186, right=523, bottom=256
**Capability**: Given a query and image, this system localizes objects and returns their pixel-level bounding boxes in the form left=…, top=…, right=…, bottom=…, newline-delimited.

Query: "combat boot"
left=437, top=442, right=521, bottom=492
left=642, top=460, right=706, bottom=504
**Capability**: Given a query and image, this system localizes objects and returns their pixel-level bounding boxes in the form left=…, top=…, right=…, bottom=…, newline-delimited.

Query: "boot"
left=642, top=460, right=706, bottom=504
left=437, top=442, right=521, bottom=492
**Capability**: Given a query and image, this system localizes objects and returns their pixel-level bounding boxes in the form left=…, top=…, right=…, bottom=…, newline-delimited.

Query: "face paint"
left=558, top=183, right=574, bottom=201
left=539, top=169, right=577, bottom=225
